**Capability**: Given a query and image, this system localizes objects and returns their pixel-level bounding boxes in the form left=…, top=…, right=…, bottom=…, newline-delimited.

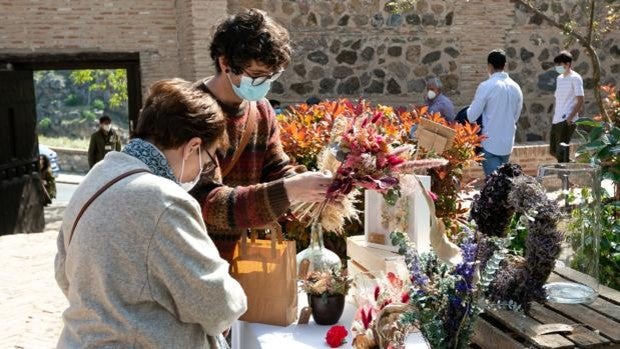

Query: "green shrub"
left=91, top=99, right=105, bottom=110
left=81, top=109, right=97, bottom=121
left=38, top=117, right=52, bottom=130
left=64, top=93, right=82, bottom=106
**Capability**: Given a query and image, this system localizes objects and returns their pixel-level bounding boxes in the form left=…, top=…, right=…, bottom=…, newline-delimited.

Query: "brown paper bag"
left=230, top=224, right=297, bottom=326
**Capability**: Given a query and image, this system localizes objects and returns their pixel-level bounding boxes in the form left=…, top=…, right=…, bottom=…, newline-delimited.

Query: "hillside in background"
left=34, top=69, right=129, bottom=149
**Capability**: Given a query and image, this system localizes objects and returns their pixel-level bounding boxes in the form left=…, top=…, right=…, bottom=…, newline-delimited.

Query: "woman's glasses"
left=201, top=150, right=219, bottom=175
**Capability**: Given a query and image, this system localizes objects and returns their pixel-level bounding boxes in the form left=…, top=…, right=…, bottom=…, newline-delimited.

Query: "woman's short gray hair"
left=426, top=77, right=442, bottom=89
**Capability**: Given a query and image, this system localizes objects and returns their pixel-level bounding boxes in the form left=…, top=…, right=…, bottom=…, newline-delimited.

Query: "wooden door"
left=0, top=69, right=44, bottom=235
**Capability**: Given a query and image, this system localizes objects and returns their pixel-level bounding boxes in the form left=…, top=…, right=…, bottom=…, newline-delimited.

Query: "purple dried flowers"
left=473, top=163, right=563, bottom=309
left=470, top=163, right=524, bottom=237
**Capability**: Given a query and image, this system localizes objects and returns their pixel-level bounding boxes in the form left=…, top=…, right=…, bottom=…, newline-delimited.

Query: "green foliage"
left=38, top=117, right=52, bottom=130
left=480, top=238, right=509, bottom=289
left=70, top=69, right=128, bottom=108
left=573, top=85, right=620, bottom=290
left=81, top=109, right=97, bottom=121
left=64, top=93, right=82, bottom=107
left=91, top=99, right=105, bottom=110
left=568, top=188, right=620, bottom=289
left=506, top=213, right=528, bottom=256
left=385, top=0, right=417, bottom=14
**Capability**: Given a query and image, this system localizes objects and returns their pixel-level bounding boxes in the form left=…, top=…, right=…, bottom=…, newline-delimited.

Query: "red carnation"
left=401, top=291, right=410, bottom=304
left=325, top=325, right=348, bottom=348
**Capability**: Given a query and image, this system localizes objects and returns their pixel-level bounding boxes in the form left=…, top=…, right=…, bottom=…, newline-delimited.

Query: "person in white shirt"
left=467, top=49, right=523, bottom=176
left=549, top=51, right=584, bottom=163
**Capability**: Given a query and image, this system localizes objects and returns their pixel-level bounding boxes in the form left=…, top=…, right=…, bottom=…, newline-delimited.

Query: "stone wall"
left=241, top=0, right=619, bottom=143
left=2, top=0, right=618, bottom=142
left=50, top=147, right=89, bottom=174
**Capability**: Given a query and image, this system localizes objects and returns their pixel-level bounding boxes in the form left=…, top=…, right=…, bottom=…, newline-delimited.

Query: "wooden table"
left=347, top=236, right=620, bottom=349
left=472, top=267, right=620, bottom=349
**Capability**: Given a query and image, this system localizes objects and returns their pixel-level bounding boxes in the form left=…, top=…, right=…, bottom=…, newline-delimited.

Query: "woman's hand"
left=283, top=171, right=333, bottom=204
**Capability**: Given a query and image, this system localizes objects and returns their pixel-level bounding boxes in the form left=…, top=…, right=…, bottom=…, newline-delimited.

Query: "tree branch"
left=587, top=0, right=596, bottom=45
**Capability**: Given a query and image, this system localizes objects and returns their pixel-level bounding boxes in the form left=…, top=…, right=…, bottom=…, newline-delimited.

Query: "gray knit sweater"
left=55, top=152, right=247, bottom=348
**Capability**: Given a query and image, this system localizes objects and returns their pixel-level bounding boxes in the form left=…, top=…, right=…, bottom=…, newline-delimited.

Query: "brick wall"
left=0, top=1, right=182, bottom=92
left=0, top=0, right=227, bottom=94
left=462, top=142, right=579, bottom=181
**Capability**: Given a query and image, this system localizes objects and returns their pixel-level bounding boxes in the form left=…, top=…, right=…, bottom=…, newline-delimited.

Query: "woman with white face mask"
left=55, top=79, right=247, bottom=349
left=423, top=76, right=456, bottom=122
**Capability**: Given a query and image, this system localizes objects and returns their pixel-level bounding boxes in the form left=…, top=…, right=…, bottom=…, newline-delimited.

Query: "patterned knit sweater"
left=191, top=89, right=300, bottom=243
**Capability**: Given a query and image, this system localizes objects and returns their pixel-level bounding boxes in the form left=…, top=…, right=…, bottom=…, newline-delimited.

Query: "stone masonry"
left=1, top=0, right=619, bottom=143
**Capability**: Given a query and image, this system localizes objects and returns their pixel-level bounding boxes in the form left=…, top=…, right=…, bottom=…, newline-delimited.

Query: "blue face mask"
left=555, top=65, right=566, bottom=75
left=228, top=74, right=273, bottom=101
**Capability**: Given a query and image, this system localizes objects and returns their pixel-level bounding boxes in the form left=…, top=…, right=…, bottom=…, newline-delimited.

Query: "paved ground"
left=0, top=205, right=66, bottom=349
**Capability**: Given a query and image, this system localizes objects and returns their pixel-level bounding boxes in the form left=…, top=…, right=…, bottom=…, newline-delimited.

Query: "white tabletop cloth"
left=232, top=292, right=429, bottom=349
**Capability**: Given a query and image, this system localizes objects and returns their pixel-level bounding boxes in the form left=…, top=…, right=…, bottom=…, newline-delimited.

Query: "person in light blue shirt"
left=425, top=76, right=455, bottom=121
left=467, top=49, right=523, bottom=176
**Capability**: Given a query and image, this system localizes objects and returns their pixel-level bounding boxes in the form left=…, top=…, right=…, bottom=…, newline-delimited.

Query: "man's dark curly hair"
left=210, top=8, right=292, bottom=75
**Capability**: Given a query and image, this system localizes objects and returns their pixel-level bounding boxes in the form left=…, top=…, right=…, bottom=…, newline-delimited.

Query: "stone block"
left=337, top=76, right=360, bottom=94
left=387, top=78, right=402, bottom=94
left=422, top=50, right=441, bottom=64
left=307, top=51, right=329, bottom=65
left=336, top=50, right=357, bottom=65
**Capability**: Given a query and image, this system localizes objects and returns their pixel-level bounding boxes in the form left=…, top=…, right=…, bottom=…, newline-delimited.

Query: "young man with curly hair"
left=191, top=9, right=332, bottom=261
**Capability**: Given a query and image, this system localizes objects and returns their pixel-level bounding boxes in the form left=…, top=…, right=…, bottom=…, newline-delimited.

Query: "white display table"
left=232, top=292, right=428, bottom=349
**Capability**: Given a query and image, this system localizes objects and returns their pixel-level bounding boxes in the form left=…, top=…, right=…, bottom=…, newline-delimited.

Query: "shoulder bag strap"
left=68, top=168, right=150, bottom=244
left=221, top=101, right=258, bottom=178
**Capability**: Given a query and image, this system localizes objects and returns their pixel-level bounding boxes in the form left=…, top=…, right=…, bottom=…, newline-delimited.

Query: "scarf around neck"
left=122, top=138, right=177, bottom=182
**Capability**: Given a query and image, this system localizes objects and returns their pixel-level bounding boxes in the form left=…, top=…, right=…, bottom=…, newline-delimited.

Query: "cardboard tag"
left=298, top=306, right=312, bottom=325
left=298, top=258, right=310, bottom=279
left=368, top=232, right=386, bottom=245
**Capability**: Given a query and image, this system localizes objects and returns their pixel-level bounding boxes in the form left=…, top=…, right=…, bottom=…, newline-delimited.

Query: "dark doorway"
left=0, top=52, right=142, bottom=133
left=0, top=69, right=45, bottom=235
left=0, top=53, right=141, bottom=235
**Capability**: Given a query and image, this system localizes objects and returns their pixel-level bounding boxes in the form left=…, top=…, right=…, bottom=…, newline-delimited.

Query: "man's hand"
left=283, top=171, right=333, bottom=203
left=566, top=115, right=577, bottom=125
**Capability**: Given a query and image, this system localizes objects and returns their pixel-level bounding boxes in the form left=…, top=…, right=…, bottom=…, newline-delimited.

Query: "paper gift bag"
left=230, top=224, right=297, bottom=326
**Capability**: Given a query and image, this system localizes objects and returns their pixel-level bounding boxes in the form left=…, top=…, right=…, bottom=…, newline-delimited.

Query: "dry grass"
left=39, top=135, right=89, bottom=150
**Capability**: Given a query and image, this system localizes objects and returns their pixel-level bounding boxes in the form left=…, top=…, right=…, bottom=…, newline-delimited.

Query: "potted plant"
left=301, top=268, right=352, bottom=325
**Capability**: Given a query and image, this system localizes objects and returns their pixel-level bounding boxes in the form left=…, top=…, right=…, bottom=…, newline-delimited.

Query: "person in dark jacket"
left=88, top=115, right=122, bottom=168
left=39, top=154, right=56, bottom=205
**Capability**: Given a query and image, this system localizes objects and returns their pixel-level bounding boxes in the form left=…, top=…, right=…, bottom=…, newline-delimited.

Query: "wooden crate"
left=472, top=267, right=620, bottom=349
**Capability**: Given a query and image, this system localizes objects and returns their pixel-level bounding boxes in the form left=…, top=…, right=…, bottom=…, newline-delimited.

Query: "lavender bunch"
left=391, top=228, right=492, bottom=349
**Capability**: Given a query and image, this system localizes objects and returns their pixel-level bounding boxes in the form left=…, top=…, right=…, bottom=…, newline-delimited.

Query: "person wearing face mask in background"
left=549, top=50, right=584, bottom=163
left=467, top=49, right=523, bottom=176
left=424, top=76, right=455, bottom=121
left=55, top=79, right=247, bottom=348
left=269, top=99, right=283, bottom=115
left=190, top=9, right=333, bottom=262
left=88, top=115, right=122, bottom=169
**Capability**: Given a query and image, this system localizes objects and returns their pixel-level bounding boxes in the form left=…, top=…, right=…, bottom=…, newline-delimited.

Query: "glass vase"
left=296, top=221, right=342, bottom=274
left=537, top=163, right=601, bottom=304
